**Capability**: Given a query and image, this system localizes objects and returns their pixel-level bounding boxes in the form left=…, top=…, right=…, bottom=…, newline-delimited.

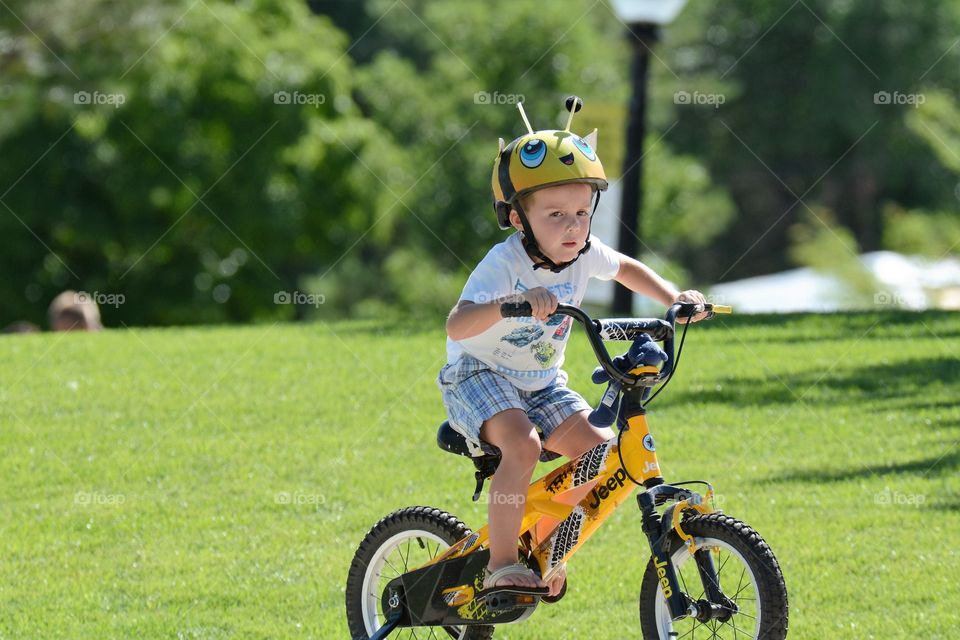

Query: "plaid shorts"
left=436, top=354, right=591, bottom=457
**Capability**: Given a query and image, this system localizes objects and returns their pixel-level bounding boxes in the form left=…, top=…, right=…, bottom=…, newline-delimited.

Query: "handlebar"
left=499, top=301, right=731, bottom=389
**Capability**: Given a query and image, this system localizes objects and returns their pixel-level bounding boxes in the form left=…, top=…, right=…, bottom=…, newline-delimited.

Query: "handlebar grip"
left=500, top=301, right=533, bottom=318
left=709, top=304, right=733, bottom=314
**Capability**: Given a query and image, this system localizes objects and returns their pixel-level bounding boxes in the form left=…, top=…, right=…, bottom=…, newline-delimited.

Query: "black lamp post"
left=610, top=0, right=688, bottom=315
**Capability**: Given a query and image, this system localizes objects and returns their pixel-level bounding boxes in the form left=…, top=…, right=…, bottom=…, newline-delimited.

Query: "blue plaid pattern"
left=436, top=354, right=591, bottom=458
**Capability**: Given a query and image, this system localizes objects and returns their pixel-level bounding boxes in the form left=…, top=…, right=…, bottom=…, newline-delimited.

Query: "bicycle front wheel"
left=639, top=512, right=788, bottom=639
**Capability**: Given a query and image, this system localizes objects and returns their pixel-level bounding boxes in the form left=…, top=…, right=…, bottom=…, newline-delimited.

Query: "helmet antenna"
left=516, top=102, right=534, bottom=135
left=564, top=95, right=583, bottom=132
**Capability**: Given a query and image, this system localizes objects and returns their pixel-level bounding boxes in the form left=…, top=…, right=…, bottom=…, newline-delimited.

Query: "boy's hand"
left=674, top=290, right=710, bottom=323
left=518, top=287, right=558, bottom=322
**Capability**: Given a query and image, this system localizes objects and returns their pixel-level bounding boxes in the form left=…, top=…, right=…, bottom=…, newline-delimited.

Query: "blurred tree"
left=659, top=0, right=960, bottom=280
left=0, top=0, right=400, bottom=325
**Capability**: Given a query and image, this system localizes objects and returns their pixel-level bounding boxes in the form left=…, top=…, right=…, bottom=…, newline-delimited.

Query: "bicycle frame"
left=422, top=379, right=715, bottom=623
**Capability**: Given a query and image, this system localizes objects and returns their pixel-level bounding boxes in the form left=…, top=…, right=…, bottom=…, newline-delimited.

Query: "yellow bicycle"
left=346, top=302, right=788, bottom=639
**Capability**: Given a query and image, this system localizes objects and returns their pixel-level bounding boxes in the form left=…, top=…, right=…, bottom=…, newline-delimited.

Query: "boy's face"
left=509, top=182, right=594, bottom=265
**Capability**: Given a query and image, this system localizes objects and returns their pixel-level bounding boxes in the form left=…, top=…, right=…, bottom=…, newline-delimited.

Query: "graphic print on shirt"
left=508, top=279, right=577, bottom=369
left=551, top=316, right=572, bottom=340
left=545, top=313, right=565, bottom=327
left=531, top=341, right=557, bottom=367
left=500, top=325, right=544, bottom=348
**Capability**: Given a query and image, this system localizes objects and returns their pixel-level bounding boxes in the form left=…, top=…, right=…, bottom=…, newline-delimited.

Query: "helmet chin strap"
left=513, top=191, right=602, bottom=273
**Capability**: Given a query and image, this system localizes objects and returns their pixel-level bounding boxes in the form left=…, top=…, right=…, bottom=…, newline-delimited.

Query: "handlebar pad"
left=500, top=302, right=533, bottom=317
left=596, top=318, right=673, bottom=342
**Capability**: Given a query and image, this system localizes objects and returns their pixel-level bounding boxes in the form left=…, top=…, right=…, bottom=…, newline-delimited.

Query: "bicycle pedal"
left=482, top=587, right=547, bottom=613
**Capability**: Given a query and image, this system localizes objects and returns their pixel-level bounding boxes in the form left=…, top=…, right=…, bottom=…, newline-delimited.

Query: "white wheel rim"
left=361, top=528, right=469, bottom=639
left=653, top=536, right=763, bottom=639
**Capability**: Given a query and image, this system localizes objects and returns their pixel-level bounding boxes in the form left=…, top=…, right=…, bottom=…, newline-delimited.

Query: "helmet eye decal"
left=572, top=135, right=596, bottom=161
left=519, top=139, right=547, bottom=168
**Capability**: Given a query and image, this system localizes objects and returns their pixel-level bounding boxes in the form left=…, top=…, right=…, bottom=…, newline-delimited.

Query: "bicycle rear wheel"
left=639, top=512, right=788, bottom=639
left=345, top=506, right=494, bottom=640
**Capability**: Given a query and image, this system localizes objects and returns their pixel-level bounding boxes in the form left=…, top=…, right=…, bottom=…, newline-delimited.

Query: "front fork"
left=623, top=389, right=729, bottom=621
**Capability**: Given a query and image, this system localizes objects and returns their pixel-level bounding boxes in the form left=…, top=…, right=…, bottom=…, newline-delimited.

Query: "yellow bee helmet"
left=490, top=97, right=608, bottom=272
left=492, top=128, right=607, bottom=230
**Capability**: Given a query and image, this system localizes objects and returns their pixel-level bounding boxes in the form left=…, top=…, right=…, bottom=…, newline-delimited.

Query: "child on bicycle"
left=438, top=100, right=706, bottom=597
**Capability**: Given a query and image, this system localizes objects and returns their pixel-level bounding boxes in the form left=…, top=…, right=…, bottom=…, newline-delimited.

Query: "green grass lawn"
left=1, top=311, right=958, bottom=638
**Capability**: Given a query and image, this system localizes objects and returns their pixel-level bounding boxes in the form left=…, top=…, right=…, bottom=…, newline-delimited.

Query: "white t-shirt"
left=446, top=233, right=622, bottom=391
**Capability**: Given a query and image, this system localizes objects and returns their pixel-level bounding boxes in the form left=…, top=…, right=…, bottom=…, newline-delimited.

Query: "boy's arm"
left=446, top=288, right=560, bottom=341
left=612, top=253, right=680, bottom=306
left=612, top=253, right=707, bottom=320
left=445, top=300, right=508, bottom=341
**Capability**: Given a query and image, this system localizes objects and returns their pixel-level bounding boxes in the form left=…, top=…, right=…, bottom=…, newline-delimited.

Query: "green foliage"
left=3, top=0, right=960, bottom=326
left=788, top=208, right=879, bottom=306
left=907, top=89, right=960, bottom=174
left=663, top=0, right=960, bottom=279
left=882, top=204, right=960, bottom=257
left=0, top=0, right=397, bottom=325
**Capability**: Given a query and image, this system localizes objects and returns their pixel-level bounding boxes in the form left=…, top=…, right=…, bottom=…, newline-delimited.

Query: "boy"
left=438, top=101, right=706, bottom=597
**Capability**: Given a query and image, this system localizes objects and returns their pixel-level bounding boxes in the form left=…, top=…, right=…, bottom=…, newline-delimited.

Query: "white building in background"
left=709, top=251, right=960, bottom=313
left=585, top=182, right=960, bottom=313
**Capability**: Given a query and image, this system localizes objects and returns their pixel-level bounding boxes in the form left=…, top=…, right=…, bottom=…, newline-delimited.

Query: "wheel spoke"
left=734, top=566, right=746, bottom=599
left=384, top=556, right=402, bottom=577
left=731, top=577, right=753, bottom=600
left=727, top=619, right=753, bottom=637
left=678, top=619, right=702, bottom=640
left=717, top=551, right=731, bottom=577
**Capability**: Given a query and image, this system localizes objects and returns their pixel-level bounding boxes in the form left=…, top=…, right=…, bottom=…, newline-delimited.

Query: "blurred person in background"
left=2, top=321, right=41, bottom=334
left=48, top=290, right=103, bottom=332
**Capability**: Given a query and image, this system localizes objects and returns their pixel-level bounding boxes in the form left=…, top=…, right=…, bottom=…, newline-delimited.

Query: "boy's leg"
left=479, top=408, right=548, bottom=590
left=542, top=409, right=615, bottom=460
left=539, top=410, right=616, bottom=596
